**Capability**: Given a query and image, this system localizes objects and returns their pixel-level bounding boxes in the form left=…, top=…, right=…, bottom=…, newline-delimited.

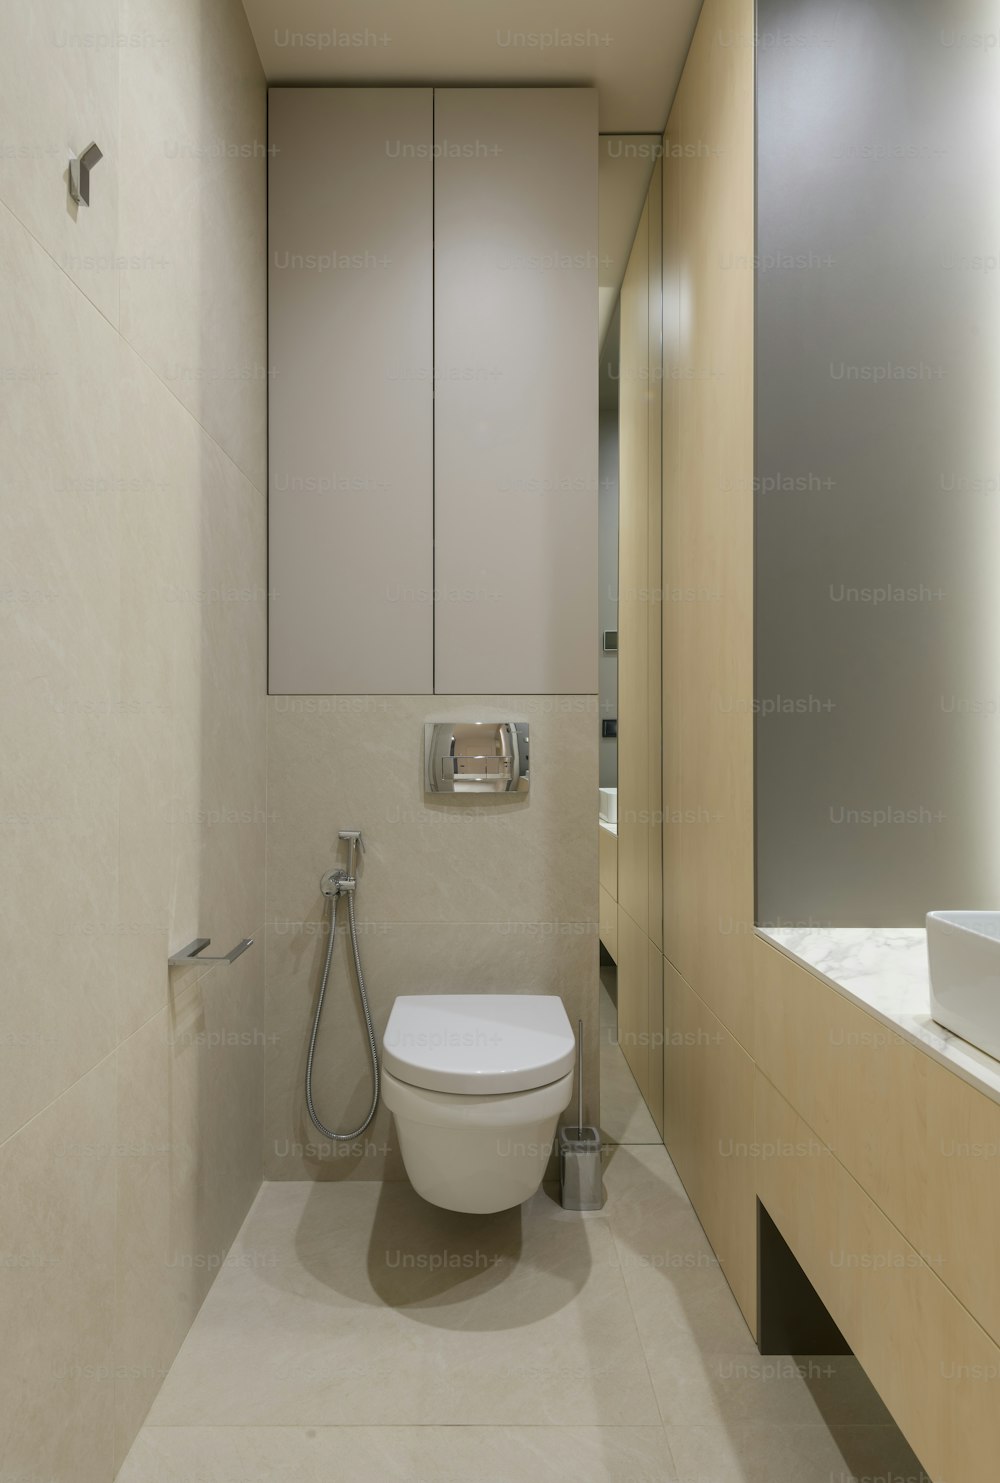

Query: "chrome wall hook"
left=69, top=142, right=103, bottom=206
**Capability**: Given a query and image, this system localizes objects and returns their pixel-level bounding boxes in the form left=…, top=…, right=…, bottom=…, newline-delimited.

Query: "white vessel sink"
left=599, top=786, right=617, bottom=826
left=927, top=911, right=1000, bottom=1061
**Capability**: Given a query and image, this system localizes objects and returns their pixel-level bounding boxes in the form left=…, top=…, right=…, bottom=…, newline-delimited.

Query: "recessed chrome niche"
left=424, top=722, right=530, bottom=795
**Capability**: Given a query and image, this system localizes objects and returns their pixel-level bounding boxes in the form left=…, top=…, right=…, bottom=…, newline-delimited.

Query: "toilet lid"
left=382, top=994, right=576, bottom=1095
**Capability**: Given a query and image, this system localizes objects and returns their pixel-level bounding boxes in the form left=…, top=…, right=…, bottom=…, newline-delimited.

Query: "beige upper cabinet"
left=268, top=86, right=598, bottom=697
left=268, top=89, right=434, bottom=695
left=433, top=88, right=599, bottom=695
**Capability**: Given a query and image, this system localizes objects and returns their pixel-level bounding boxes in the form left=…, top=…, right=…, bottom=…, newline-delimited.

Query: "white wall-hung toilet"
left=381, top=994, right=576, bottom=1214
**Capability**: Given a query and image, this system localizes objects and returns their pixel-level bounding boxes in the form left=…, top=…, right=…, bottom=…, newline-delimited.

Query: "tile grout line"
left=0, top=918, right=266, bottom=1157
left=0, top=192, right=120, bottom=336
left=136, top=1421, right=679, bottom=1429
left=119, top=331, right=267, bottom=499
left=261, top=698, right=271, bottom=1186
left=603, top=1173, right=684, bottom=1471
left=0, top=192, right=267, bottom=503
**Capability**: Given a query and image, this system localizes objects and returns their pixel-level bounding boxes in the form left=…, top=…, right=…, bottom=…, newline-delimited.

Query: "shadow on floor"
left=287, top=1176, right=594, bottom=1329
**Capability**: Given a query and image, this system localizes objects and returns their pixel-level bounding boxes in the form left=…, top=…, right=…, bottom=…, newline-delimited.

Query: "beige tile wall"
left=264, top=696, right=600, bottom=1180
left=0, top=2, right=266, bottom=1478
left=0, top=0, right=121, bottom=320
left=119, top=0, right=268, bottom=489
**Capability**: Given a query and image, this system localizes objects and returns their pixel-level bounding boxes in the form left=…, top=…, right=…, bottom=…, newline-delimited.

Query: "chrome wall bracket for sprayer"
left=321, top=830, right=365, bottom=896
left=320, top=869, right=354, bottom=897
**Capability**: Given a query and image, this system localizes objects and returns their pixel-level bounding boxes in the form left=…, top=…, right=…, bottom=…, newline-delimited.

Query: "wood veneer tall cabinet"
left=268, top=87, right=598, bottom=696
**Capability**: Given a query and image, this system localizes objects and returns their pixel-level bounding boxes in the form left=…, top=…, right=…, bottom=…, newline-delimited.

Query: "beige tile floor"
left=598, top=966, right=661, bottom=1146
left=118, top=1142, right=929, bottom=1482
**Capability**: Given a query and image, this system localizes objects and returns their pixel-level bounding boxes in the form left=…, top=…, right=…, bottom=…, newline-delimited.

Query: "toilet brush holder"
left=559, top=1126, right=603, bottom=1211
left=559, top=1018, right=603, bottom=1211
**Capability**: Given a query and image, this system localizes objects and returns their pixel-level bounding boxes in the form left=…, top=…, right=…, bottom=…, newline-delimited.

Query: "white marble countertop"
left=757, top=926, right=1000, bottom=1107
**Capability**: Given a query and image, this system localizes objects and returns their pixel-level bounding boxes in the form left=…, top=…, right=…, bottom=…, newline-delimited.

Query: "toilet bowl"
left=381, top=994, right=576, bottom=1213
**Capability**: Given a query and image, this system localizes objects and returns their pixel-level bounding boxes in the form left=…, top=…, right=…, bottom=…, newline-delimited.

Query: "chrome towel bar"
left=168, top=936, right=254, bottom=967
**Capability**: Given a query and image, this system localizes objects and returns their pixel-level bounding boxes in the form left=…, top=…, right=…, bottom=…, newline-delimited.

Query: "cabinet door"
left=433, top=88, right=598, bottom=695
left=268, top=89, right=433, bottom=694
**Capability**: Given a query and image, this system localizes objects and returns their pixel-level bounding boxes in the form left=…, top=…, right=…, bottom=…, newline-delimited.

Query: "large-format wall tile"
left=171, top=429, right=267, bottom=958
left=264, top=917, right=598, bottom=1181
left=119, top=0, right=267, bottom=489
left=0, top=1058, right=116, bottom=1483
left=117, top=348, right=201, bottom=1040
left=265, top=695, right=598, bottom=1181
left=0, top=0, right=119, bottom=321
left=114, top=944, right=265, bottom=1466
left=114, top=1000, right=204, bottom=1465
left=0, top=201, right=121, bottom=1143
left=266, top=695, right=598, bottom=928
left=111, top=3, right=268, bottom=1454
left=117, top=345, right=267, bottom=1041
left=0, top=2, right=266, bottom=1481
left=2, top=0, right=267, bottom=1476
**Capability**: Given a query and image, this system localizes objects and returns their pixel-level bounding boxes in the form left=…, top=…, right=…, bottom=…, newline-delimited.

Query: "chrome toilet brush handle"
left=577, top=1017, right=584, bottom=1133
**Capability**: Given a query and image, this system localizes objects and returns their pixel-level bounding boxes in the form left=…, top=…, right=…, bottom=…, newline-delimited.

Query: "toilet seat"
left=382, top=994, right=576, bottom=1096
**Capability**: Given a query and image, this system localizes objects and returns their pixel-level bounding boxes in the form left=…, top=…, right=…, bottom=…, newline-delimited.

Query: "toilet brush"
left=559, top=1018, right=603, bottom=1210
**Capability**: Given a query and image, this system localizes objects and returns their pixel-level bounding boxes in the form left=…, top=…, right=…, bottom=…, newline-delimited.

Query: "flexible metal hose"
left=304, top=884, right=380, bottom=1140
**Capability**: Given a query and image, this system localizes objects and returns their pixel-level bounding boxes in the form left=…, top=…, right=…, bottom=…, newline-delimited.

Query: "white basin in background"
left=927, top=911, right=1000, bottom=1062
left=599, top=786, right=617, bottom=826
